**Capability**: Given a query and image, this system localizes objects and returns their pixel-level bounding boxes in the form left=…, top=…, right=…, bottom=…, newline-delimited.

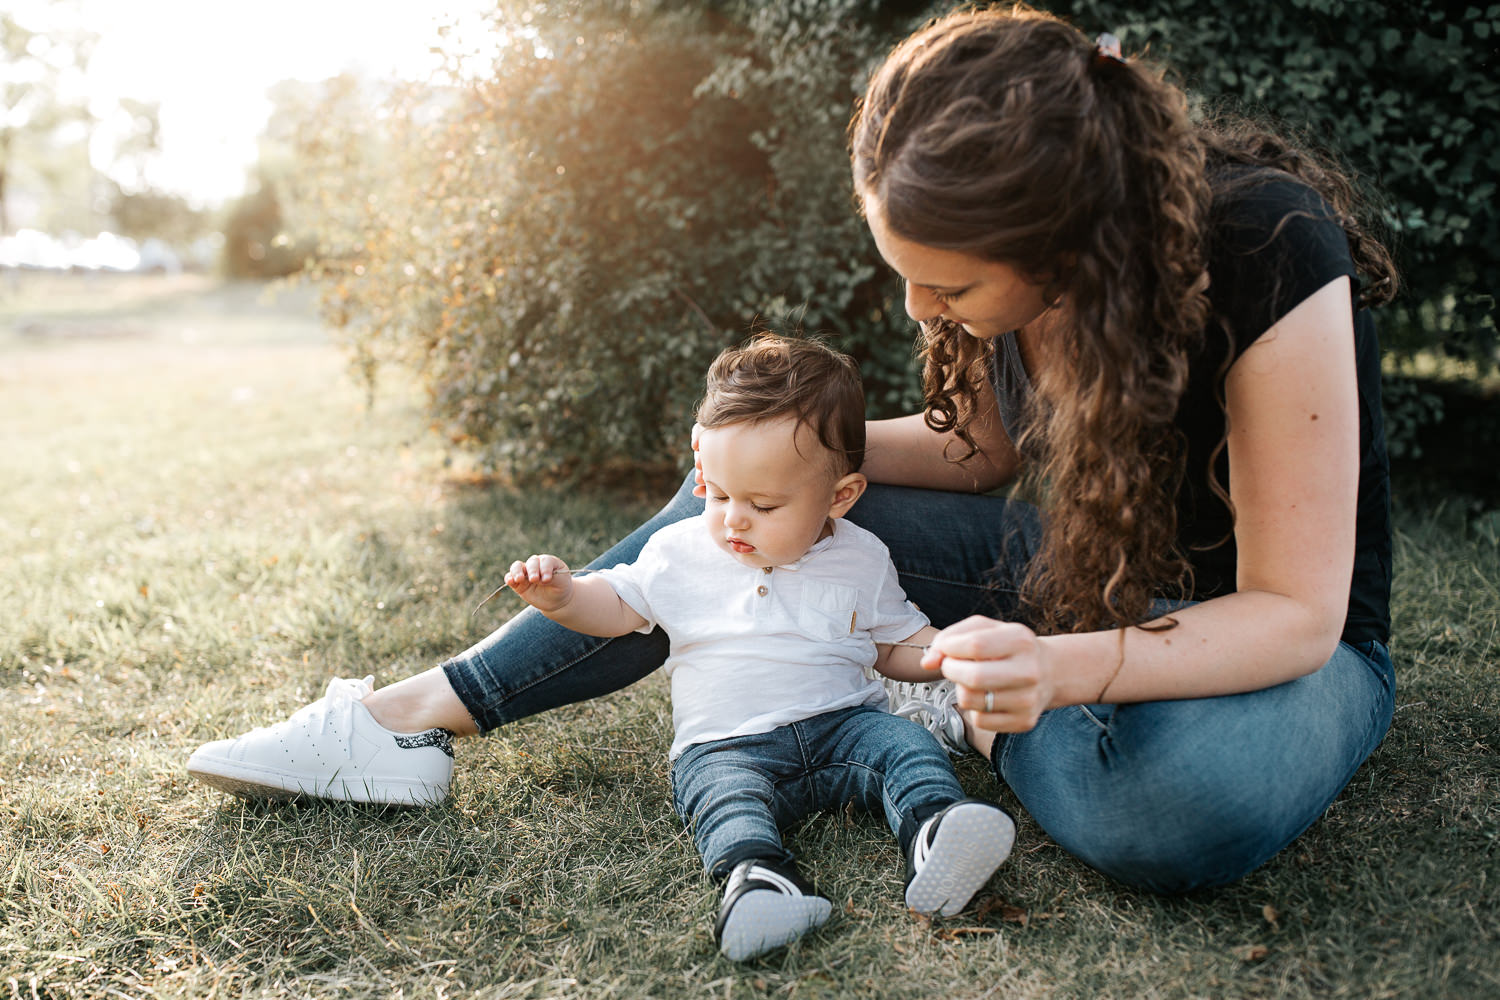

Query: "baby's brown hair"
left=697, top=335, right=865, bottom=477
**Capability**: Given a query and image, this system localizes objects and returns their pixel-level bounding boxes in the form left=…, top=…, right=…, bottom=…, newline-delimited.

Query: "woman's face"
left=863, top=194, right=1051, bottom=340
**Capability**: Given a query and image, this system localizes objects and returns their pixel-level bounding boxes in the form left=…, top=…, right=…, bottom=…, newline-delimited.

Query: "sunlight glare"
left=51, top=0, right=497, bottom=206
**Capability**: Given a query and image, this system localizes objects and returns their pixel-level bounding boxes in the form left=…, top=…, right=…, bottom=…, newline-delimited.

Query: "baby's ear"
left=828, top=473, right=868, bottom=519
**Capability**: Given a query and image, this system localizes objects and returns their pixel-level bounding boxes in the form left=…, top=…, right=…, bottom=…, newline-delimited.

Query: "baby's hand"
left=691, top=422, right=706, bottom=499
left=505, top=554, right=573, bottom=613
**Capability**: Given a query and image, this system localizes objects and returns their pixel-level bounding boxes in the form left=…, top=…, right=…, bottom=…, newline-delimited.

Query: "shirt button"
left=756, top=585, right=768, bottom=596
left=762, top=566, right=772, bottom=574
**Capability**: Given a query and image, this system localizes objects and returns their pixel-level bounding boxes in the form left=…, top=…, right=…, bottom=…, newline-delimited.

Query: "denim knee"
left=1042, top=753, right=1295, bottom=894
left=995, top=642, right=1395, bottom=894
left=1002, top=706, right=1291, bottom=893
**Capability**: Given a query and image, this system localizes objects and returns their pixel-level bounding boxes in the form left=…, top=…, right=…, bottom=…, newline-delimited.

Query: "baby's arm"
left=505, top=555, right=648, bottom=637
left=874, top=625, right=941, bottom=682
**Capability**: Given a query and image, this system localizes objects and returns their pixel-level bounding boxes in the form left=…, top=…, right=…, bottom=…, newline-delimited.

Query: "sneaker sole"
left=186, top=753, right=449, bottom=807
left=718, top=890, right=832, bottom=961
left=905, top=802, right=1016, bottom=917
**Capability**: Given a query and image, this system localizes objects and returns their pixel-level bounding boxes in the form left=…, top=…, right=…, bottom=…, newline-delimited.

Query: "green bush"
left=220, top=176, right=305, bottom=279
left=300, top=0, right=922, bottom=483
left=1049, top=0, right=1499, bottom=367
left=301, top=0, right=1497, bottom=484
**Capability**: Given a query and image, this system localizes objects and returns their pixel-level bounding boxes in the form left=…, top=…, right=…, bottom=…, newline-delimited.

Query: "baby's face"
left=698, top=417, right=846, bottom=570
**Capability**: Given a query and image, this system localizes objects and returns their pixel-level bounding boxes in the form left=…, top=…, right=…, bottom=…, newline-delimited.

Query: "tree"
left=0, top=10, right=95, bottom=234
left=220, top=169, right=304, bottom=278
left=108, top=183, right=208, bottom=246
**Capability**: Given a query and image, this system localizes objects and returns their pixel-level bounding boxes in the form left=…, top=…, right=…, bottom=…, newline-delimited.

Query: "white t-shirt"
left=596, top=515, right=930, bottom=759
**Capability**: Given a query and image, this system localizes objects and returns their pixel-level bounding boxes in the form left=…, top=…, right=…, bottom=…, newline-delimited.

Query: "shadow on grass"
left=153, top=477, right=1496, bottom=997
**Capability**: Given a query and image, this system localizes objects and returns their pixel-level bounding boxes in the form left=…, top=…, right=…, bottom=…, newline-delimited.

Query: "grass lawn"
left=1, top=273, right=1496, bottom=998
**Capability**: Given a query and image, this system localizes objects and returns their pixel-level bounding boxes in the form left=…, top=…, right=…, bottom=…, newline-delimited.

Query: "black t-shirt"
left=989, top=169, right=1392, bottom=645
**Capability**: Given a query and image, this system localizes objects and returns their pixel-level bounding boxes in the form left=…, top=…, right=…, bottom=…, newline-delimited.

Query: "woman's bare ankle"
left=362, top=668, right=479, bottom=737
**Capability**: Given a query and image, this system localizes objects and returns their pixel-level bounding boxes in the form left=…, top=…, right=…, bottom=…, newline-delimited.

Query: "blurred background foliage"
left=290, top=0, right=927, bottom=484
left=282, top=0, right=1498, bottom=487
left=1, top=9, right=297, bottom=276
left=41, top=0, right=1478, bottom=488
left=2, top=9, right=97, bottom=235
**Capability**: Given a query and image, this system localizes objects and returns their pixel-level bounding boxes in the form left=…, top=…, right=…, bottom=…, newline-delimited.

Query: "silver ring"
left=984, top=690, right=995, bottom=713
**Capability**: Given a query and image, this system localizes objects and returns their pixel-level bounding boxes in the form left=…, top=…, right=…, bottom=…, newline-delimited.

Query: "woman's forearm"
left=1044, top=590, right=1345, bottom=708
left=863, top=413, right=1017, bottom=491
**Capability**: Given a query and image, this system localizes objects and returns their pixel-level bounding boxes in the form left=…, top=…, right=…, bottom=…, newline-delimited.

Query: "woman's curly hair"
left=850, top=4, right=1395, bottom=635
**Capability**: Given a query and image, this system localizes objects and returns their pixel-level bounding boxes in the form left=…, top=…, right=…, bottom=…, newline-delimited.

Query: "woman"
left=189, top=6, right=1396, bottom=895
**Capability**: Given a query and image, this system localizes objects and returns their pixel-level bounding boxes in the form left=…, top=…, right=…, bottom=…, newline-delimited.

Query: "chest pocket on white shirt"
left=797, top=583, right=860, bottom=641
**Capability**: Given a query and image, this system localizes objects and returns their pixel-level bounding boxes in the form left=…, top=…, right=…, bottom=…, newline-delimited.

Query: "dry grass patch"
left=2, top=274, right=1496, bottom=998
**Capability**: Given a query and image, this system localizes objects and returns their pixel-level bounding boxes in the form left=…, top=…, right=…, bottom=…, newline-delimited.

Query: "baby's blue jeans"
left=670, top=705, right=964, bottom=879
left=442, top=476, right=1395, bottom=894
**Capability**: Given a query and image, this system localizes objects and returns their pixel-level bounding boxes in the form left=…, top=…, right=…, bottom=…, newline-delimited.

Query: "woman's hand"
left=921, top=615, right=1056, bottom=732
left=504, top=554, right=574, bottom=614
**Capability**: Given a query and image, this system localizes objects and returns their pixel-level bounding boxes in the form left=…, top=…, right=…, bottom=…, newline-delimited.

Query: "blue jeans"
left=442, top=475, right=1395, bottom=893
left=670, top=705, right=964, bottom=878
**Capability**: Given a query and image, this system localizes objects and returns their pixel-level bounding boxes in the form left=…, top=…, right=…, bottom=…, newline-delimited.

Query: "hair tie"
left=1092, top=32, right=1125, bottom=68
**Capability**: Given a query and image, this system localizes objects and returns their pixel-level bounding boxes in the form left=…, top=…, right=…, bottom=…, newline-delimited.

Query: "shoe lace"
left=882, top=677, right=970, bottom=755
left=296, top=675, right=374, bottom=758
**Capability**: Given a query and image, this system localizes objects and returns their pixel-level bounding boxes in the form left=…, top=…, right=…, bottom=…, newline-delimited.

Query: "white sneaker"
left=884, top=678, right=971, bottom=755
left=904, top=799, right=1016, bottom=917
left=186, top=676, right=454, bottom=806
left=714, top=859, right=832, bottom=961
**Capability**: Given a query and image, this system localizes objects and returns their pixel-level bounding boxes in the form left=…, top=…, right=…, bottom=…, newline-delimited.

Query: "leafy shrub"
left=1386, top=375, right=1500, bottom=500
left=220, top=176, right=305, bottom=279
left=299, top=0, right=1497, bottom=483
left=1049, top=0, right=1499, bottom=368
left=1382, top=376, right=1445, bottom=461
left=297, top=0, right=924, bottom=483
left=1045, top=0, right=1499, bottom=476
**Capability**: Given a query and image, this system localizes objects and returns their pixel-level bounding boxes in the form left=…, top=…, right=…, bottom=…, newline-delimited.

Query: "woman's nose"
left=903, top=281, right=942, bottom=323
